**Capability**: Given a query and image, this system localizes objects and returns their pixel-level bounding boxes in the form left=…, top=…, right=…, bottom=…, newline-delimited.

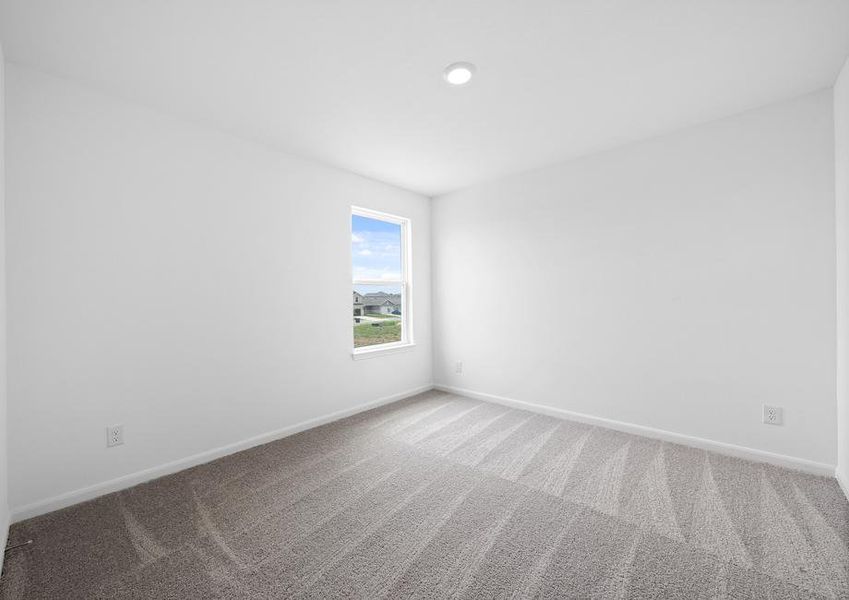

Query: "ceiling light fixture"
left=443, top=62, right=475, bottom=86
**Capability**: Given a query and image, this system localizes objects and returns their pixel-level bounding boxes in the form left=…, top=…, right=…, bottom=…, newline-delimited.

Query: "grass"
left=354, top=320, right=402, bottom=347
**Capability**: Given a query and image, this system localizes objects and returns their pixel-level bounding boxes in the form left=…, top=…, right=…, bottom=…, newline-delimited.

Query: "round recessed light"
left=443, top=62, right=475, bottom=86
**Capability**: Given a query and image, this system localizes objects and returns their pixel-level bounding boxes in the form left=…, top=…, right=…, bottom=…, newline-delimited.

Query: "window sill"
left=351, top=342, right=416, bottom=360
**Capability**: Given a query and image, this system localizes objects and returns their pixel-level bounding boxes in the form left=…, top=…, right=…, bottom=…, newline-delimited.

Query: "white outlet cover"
left=762, top=405, right=783, bottom=426
left=455, top=361, right=463, bottom=373
left=107, top=424, right=124, bottom=447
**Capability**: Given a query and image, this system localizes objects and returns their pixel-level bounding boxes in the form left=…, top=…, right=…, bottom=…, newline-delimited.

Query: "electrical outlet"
left=107, top=424, right=124, bottom=447
left=455, top=361, right=463, bottom=374
left=763, top=405, right=783, bottom=426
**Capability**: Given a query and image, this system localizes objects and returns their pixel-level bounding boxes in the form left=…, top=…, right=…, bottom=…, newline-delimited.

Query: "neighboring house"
left=354, top=291, right=402, bottom=315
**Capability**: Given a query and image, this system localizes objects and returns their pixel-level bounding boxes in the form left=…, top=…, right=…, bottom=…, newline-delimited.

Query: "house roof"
left=358, top=292, right=401, bottom=306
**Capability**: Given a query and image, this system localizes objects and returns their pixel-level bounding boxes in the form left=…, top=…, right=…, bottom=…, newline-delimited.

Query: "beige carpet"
left=2, top=390, right=848, bottom=599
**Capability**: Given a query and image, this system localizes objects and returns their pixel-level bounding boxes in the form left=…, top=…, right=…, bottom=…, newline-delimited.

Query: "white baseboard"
left=435, top=384, right=835, bottom=477
left=837, top=469, right=849, bottom=503
left=12, top=384, right=433, bottom=523
left=0, top=509, right=8, bottom=576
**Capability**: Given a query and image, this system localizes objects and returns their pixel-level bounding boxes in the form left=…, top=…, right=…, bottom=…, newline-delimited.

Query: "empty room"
left=1, top=1, right=849, bottom=598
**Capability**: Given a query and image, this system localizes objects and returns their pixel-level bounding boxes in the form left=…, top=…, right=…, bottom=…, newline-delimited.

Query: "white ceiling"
left=2, top=1, right=849, bottom=196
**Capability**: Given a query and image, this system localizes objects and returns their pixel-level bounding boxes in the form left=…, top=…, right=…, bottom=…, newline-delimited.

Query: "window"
left=351, top=207, right=412, bottom=355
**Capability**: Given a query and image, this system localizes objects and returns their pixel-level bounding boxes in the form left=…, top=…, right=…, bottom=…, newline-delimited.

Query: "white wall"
left=433, top=90, right=836, bottom=467
left=836, top=57, right=849, bottom=491
left=5, top=65, right=432, bottom=515
left=0, top=42, right=10, bottom=555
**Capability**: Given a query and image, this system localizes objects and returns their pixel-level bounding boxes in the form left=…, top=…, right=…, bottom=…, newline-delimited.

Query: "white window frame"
left=351, top=206, right=414, bottom=359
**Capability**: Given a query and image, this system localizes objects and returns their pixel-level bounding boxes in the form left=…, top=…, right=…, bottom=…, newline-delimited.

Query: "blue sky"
left=352, top=214, right=402, bottom=291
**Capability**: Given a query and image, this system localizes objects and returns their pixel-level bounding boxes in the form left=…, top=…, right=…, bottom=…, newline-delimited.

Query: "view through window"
left=352, top=209, right=409, bottom=349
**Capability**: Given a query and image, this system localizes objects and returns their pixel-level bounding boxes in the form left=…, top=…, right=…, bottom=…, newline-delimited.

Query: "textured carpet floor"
left=2, top=390, right=848, bottom=599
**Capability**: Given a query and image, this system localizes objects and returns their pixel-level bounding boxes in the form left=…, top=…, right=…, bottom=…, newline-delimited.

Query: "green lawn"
left=354, top=320, right=402, bottom=347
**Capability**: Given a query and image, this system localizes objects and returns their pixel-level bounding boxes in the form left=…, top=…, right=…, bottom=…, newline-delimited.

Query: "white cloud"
left=352, top=228, right=401, bottom=278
